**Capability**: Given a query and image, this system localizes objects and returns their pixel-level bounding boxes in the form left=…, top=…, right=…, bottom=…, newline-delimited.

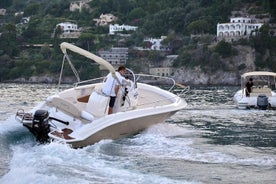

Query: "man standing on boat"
left=245, top=78, right=254, bottom=97
left=102, top=66, right=127, bottom=114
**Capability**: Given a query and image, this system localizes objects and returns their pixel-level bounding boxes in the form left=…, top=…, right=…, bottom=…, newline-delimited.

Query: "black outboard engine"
left=31, top=110, right=50, bottom=143
left=257, top=94, right=269, bottom=110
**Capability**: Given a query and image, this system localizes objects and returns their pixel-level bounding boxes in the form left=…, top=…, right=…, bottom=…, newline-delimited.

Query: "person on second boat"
left=245, top=78, right=254, bottom=97
left=102, top=66, right=127, bottom=114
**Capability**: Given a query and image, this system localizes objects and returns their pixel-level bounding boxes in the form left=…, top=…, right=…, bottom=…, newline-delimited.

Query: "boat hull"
left=234, top=90, right=276, bottom=109
left=66, top=111, right=176, bottom=148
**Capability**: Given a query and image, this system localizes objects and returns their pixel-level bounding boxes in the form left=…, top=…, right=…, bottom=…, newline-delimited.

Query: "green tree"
left=24, top=3, right=41, bottom=16
left=250, top=24, right=272, bottom=54
left=215, top=41, right=233, bottom=58
left=142, top=7, right=187, bottom=37
left=162, top=31, right=183, bottom=54
left=53, top=25, right=62, bottom=53
left=187, top=19, right=211, bottom=34
left=11, top=0, right=25, bottom=10
left=0, top=54, right=13, bottom=81
left=128, top=7, right=147, bottom=25
left=44, top=0, right=71, bottom=17
left=78, top=33, right=96, bottom=51
left=22, top=16, right=40, bottom=42
left=40, top=44, right=53, bottom=60
left=173, top=50, right=193, bottom=67
left=0, top=24, right=19, bottom=57
left=0, top=0, right=12, bottom=7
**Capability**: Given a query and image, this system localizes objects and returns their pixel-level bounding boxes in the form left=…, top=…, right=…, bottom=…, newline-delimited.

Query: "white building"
left=21, top=17, right=30, bottom=24
left=109, top=24, right=138, bottom=35
left=15, top=11, right=24, bottom=16
left=217, top=17, right=263, bottom=42
left=144, top=36, right=170, bottom=51
left=56, top=22, right=78, bottom=33
left=54, top=22, right=80, bottom=38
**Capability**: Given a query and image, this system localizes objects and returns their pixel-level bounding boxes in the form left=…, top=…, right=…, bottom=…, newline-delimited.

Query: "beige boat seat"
left=85, top=91, right=109, bottom=118
left=251, top=86, right=272, bottom=97
left=46, top=95, right=81, bottom=117
left=46, top=95, right=95, bottom=121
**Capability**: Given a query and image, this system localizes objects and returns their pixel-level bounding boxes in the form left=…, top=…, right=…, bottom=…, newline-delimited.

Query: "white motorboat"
left=15, top=42, right=188, bottom=148
left=233, top=71, right=276, bottom=109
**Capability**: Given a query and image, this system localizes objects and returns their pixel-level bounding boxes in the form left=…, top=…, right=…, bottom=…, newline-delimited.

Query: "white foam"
left=0, top=140, right=201, bottom=184
left=121, top=123, right=276, bottom=167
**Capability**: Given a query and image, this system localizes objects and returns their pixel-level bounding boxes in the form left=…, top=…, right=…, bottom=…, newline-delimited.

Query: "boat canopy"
left=240, top=71, right=276, bottom=89
left=241, top=71, right=276, bottom=78
left=60, top=42, right=116, bottom=76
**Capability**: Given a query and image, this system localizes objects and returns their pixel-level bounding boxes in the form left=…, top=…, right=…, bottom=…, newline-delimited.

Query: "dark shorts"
left=109, top=96, right=116, bottom=107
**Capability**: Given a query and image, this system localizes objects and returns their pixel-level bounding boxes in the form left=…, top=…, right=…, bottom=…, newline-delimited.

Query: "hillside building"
left=109, top=24, right=138, bottom=35
left=217, top=17, right=263, bottom=42
left=149, top=67, right=173, bottom=77
left=53, top=22, right=80, bottom=38
left=98, top=47, right=128, bottom=68
left=15, top=11, right=24, bottom=16
left=93, top=13, right=117, bottom=26
left=70, top=0, right=91, bottom=12
left=21, top=17, right=30, bottom=24
left=143, top=36, right=171, bottom=51
left=0, top=9, right=6, bottom=16
left=149, top=55, right=177, bottom=77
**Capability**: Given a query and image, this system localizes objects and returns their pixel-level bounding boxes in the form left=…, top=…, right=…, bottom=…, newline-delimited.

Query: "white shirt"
left=102, top=71, right=125, bottom=97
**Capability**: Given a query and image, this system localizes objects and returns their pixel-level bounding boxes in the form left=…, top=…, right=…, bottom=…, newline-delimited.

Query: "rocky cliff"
left=173, top=45, right=257, bottom=86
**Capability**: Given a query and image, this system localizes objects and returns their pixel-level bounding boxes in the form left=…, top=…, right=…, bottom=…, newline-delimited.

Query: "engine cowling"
left=31, top=110, right=50, bottom=143
left=257, top=94, right=269, bottom=110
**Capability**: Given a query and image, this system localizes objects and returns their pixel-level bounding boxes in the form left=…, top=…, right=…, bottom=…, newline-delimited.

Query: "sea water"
left=0, top=83, right=275, bottom=184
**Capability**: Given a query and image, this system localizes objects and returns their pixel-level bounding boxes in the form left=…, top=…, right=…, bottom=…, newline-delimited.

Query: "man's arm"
left=115, top=84, right=119, bottom=96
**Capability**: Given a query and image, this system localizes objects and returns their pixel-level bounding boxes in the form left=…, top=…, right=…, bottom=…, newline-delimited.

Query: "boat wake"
left=1, top=112, right=276, bottom=184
